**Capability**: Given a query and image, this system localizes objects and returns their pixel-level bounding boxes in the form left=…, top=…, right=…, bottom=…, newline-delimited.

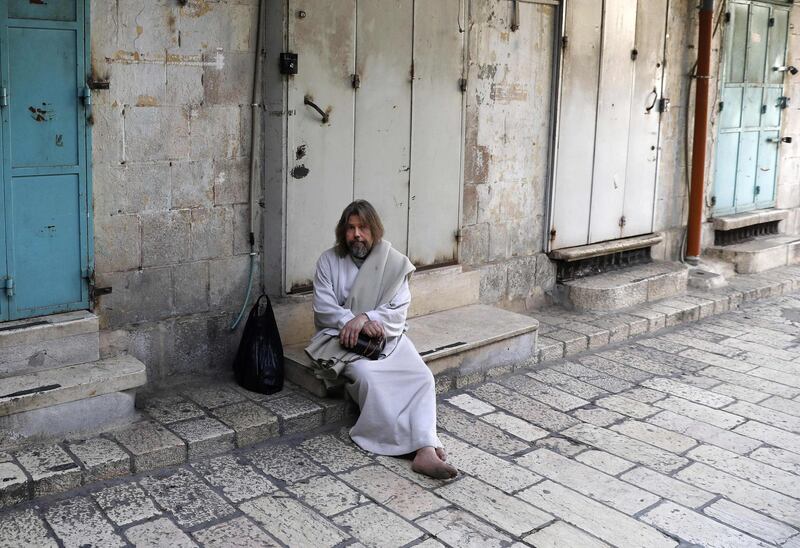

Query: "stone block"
left=242, top=494, right=349, bottom=547
left=191, top=207, right=233, bottom=260
left=15, top=444, right=81, bottom=498
left=68, top=438, right=131, bottom=483
left=233, top=203, right=260, bottom=255
left=45, top=496, right=126, bottom=547
left=263, top=394, right=324, bottom=434
left=192, top=516, right=279, bottom=547
left=192, top=454, right=276, bottom=504
left=93, top=483, right=161, bottom=527
left=91, top=104, right=124, bottom=164
left=506, top=255, right=537, bottom=301
left=97, top=267, right=174, bottom=326
left=140, top=468, right=235, bottom=528
left=93, top=163, right=171, bottom=217
left=125, top=517, right=197, bottom=547
left=141, top=209, right=192, bottom=267
left=211, top=401, right=279, bottom=447
left=166, top=64, right=205, bottom=106
left=0, top=461, right=28, bottom=509
left=209, top=254, right=253, bottom=311
left=172, top=261, right=210, bottom=315
left=204, top=52, right=255, bottom=104
left=477, top=262, right=508, bottom=304
left=459, top=223, right=489, bottom=265
left=111, top=421, right=186, bottom=473
left=117, top=0, right=179, bottom=54
left=94, top=213, right=141, bottom=273
left=124, top=106, right=190, bottom=161
left=168, top=417, right=235, bottom=460
left=176, top=3, right=256, bottom=54
left=171, top=159, right=214, bottom=209
left=189, top=105, right=241, bottom=160
left=109, top=62, right=167, bottom=107
left=213, top=157, right=250, bottom=205
left=408, top=266, right=480, bottom=317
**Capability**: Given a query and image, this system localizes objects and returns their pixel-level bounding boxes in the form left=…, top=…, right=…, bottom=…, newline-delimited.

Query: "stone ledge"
left=284, top=304, right=539, bottom=398
left=555, top=261, right=689, bottom=311
left=549, top=234, right=663, bottom=262
left=706, top=236, right=800, bottom=274
left=712, top=209, right=789, bottom=231
left=274, top=264, right=481, bottom=346
left=0, top=355, right=146, bottom=417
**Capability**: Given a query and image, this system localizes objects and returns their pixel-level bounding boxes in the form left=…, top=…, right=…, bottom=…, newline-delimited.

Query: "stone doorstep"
left=0, top=311, right=100, bottom=377
left=284, top=304, right=540, bottom=398
left=548, top=233, right=663, bottom=262
left=2, top=264, right=800, bottom=510
left=273, top=264, right=481, bottom=346
left=712, top=208, right=789, bottom=231
left=0, top=355, right=146, bottom=417
left=706, top=236, right=800, bottom=274
left=556, top=261, right=689, bottom=312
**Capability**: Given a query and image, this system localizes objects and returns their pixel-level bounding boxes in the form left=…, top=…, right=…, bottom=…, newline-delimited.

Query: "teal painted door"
left=0, top=0, right=91, bottom=321
left=713, top=0, right=790, bottom=215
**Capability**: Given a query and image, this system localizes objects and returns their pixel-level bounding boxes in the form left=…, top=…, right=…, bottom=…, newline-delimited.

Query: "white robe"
left=312, top=248, right=442, bottom=455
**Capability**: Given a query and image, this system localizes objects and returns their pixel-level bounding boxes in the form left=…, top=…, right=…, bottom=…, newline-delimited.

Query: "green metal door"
left=713, top=0, right=790, bottom=215
left=0, top=0, right=92, bottom=321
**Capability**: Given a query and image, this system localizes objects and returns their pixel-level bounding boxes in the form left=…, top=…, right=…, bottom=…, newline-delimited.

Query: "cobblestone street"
left=2, top=292, right=800, bottom=547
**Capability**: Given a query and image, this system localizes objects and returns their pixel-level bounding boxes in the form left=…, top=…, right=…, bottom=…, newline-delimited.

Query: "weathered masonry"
left=0, top=0, right=798, bottom=446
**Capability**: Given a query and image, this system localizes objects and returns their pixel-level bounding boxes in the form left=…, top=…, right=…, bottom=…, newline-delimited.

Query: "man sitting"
left=305, top=200, right=457, bottom=479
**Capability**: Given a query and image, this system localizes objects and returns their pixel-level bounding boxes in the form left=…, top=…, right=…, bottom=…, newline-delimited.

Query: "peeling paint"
left=477, top=64, right=499, bottom=80
left=295, top=144, right=307, bottom=160
left=109, top=49, right=224, bottom=69
left=28, top=104, right=54, bottom=122
left=182, top=0, right=213, bottom=18
left=291, top=165, right=309, bottom=179
left=136, top=95, right=159, bottom=107
left=489, top=83, right=528, bottom=103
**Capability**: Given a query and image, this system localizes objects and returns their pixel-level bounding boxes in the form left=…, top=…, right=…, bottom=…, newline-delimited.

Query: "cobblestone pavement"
left=2, top=293, right=800, bottom=547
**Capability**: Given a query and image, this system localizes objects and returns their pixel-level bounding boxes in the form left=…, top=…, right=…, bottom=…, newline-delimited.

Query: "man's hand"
left=340, top=313, right=369, bottom=348
left=362, top=319, right=385, bottom=339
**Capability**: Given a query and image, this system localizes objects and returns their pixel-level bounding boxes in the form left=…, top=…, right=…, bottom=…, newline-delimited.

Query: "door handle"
left=303, top=96, right=329, bottom=124
left=645, top=88, right=658, bottom=113
left=766, top=136, right=792, bottom=144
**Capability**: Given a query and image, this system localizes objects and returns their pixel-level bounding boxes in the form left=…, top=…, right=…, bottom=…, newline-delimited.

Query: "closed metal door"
left=0, top=0, right=91, bottom=320
left=713, top=0, right=789, bottom=214
left=550, top=0, right=667, bottom=250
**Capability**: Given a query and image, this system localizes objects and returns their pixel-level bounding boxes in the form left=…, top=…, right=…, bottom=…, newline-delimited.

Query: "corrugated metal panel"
left=407, top=0, right=464, bottom=266
left=285, top=0, right=356, bottom=292
left=354, top=0, right=413, bottom=254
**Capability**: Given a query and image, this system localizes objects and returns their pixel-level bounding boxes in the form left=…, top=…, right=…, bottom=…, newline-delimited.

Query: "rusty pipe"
left=686, top=0, right=714, bottom=262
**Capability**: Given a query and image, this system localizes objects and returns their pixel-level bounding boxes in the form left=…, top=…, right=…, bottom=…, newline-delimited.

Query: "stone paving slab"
left=2, top=268, right=800, bottom=547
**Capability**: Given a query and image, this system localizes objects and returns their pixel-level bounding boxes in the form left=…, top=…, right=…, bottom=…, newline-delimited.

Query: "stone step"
left=284, top=304, right=538, bottom=397
left=0, top=311, right=99, bottom=379
left=0, top=355, right=147, bottom=448
left=706, top=236, right=800, bottom=274
left=274, top=264, right=481, bottom=346
left=712, top=209, right=789, bottom=231
left=552, top=261, right=689, bottom=312
left=549, top=233, right=663, bottom=262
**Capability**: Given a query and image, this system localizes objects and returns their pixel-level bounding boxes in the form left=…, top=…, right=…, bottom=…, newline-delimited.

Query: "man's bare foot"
left=412, top=447, right=457, bottom=479
left=435, top=447, right=447, bottom=461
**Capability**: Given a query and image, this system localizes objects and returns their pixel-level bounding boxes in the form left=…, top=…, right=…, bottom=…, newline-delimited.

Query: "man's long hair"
left=334, top=200, right=385, bottom=257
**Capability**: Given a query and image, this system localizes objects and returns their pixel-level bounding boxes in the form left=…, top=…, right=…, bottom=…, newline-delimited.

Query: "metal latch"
left=766, top=136, right=792, bottom=144
left=4, top=277, right=13, bottom=298
left=658, top=97, right=671, bottom=113
left=778, top=96, right=791, bottom=109
left=0, top=87, right=7, bottom=108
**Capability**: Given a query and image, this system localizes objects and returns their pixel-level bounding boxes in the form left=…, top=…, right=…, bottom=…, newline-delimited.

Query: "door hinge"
left=769, top=17, right=776, bottom=27
left=710, top=195, right=717, bottom=206
left=351, top=73, right=361, bottom=89
left=778, top=96, right=790, bottom=109
left=454, top=229, right=463, bottom=242
left=4, top=277, right=13, bottom=298
left=80, top=87, right=92, bottom=106
left=719, top=101, right=724, bottom=112
left=755, top=185, right=761, bottom=195
left=549, top=228, right=557, bottom=242
left=724, top=12, right=731, bottom=23
left=619, top=216, right=627, bottom=228
left=459, top=77, right=467, bottom=93
left=0, top=87, right=7, bottom=108
left=631, top=48, right=639, bottom=61
left=761, top=104, right=767, bottom=114
left=561, top=36, right=568, bottom=49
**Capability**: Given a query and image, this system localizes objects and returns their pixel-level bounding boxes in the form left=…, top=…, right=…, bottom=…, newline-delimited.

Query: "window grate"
left=714, top=221, right=780, bottom=246
left=556, top=247, right=652, bottom=282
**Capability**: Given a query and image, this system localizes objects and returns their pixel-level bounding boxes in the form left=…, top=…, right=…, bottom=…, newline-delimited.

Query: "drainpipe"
left=686, top=0, right=714, bottom=264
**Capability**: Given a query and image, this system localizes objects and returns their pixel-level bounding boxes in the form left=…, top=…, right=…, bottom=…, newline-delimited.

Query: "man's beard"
left=348, top=240, right=371, bottom=259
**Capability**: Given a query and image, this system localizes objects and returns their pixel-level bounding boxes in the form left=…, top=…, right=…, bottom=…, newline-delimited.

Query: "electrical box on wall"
left=279, top=52, right=298, bottom=75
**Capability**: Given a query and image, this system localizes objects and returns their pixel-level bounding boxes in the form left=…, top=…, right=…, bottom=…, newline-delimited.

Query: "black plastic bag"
left=233, top=294, right=284, bottom=394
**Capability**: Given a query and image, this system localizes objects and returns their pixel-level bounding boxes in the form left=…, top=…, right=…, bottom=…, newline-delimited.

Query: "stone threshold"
left=2, top=263, right=800, bottom=509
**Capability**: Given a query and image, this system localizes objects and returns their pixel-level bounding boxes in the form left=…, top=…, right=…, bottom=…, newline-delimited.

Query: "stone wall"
left=461, top=0, right=557, bottom=311
left=89, top=0, right=261, bottom=379
left=776, top=7, right=800, bottom=235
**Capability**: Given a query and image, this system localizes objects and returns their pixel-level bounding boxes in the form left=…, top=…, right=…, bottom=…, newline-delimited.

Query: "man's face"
left=345, top=214, right=373, bottom=259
